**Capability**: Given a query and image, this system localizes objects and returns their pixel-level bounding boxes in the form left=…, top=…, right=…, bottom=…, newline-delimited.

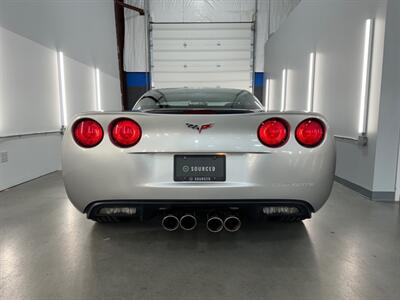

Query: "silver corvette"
left=62, top=88, right=335, bottom=232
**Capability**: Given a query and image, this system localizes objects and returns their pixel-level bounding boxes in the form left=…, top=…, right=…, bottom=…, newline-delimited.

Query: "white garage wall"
left=268, top=0, right=301, bottom=35
left=63, top=55, right=97, bottom=124
left=264, top=0, right=388, bottom=193
left=373, top=0, right=400, bottom=194
left=0, top=27, right=61, bottom=134
left=0, top=26, right=121, bottom=191
left=0, top=27, right=62, bottom=190
left=63, top=55, right=122, bottom=123
left=100, top=72, right=123, bottom=111
left=0, top=136, right=62, bottom=191
left=0, top=0, right=119, bottom=78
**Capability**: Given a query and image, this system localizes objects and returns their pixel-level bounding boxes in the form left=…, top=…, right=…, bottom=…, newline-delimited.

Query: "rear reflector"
left=98, top=207, right=137, bottom=216
left=295, top=118, right=325, bottom=147
left=110, top=118, right=142, bottom=147
left=73, top=118, right=103, bottom=148
left=258, top=118, right=289, bottom=147
left=263, top=207, right=299, bottom=215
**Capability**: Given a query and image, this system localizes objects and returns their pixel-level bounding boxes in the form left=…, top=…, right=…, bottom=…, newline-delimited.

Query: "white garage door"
left=150, top=22, right=254, bottom=91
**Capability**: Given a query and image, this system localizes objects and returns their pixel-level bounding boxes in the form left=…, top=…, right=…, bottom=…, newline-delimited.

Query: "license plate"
left=174, top=155, right=226, bottom=182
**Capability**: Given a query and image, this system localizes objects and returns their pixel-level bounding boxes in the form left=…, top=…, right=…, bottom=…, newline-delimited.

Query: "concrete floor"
left=0, top=172, right=399, bottom=300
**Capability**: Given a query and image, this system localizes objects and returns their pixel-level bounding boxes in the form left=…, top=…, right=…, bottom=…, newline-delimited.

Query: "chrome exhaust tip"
left=180, top=214, right=197, bottom=231
left=206, top=216, right=224, bottom=233
left=223, top=215, right=242, bottom=232
left=161, top=214, right=180, bottom=231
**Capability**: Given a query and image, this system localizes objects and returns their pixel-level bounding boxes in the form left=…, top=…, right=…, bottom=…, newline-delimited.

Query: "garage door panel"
left=153, top=72, right=251, bottom=82
left=152, top=62, right=251, bottom=73
left=153, top=50, right=251, bottom=61
left=155, top=80, right=252, bottom=89
left=153, top=60, right=251, bottom=67
left=152, top=39, right=252, bottom=51
left=152, top=30, right=251, bottom=40
left=152, top=23, right=252, bottom=31
left=151, top=22, right=254, bottom=90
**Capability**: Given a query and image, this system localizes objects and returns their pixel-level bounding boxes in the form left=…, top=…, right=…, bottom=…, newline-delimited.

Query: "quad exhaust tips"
left=179, top=214, right=197, bottom=231
left=161, top=214, right=180, bottom=231
left=206, top=215, right=224, bottom=233
left=162, top=211, right=241, bottom=232
left=207, top=213, right=242, bottom=233
left=223, top=215, right=241, bottom=232
left=161, top=213, right=197, bottom=231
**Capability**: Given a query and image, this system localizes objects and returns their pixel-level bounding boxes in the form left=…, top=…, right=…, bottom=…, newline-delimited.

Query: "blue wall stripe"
left=126, top=72, right=150, bottom=87
left=254, top=72, right=264, bottom=87
left=127, top=72, right=264, bottom=88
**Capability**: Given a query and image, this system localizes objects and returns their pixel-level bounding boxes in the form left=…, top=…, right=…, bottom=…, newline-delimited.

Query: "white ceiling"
left=0, top=0, right=119, bottom=78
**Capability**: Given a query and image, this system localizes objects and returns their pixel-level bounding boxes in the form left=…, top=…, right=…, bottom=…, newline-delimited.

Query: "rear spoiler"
left=137, top=108, right=263, bottom=114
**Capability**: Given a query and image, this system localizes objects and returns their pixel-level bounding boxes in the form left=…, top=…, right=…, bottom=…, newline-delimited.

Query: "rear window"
left=133, top=88, right=263, bottom=111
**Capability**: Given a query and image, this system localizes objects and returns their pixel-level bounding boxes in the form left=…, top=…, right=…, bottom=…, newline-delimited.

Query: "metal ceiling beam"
left=116, top=0, right=145, bottom=15
left=114, top=0, right=128, bottom=110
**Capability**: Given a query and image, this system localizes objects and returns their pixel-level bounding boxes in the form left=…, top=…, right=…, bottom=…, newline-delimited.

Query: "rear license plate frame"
left=174, top=155, right=226, bottom=182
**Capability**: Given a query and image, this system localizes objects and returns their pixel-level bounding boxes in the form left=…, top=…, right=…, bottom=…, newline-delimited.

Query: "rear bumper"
left=63, top=150, right=335, bottom=213
left=85, top=199, right=314, bottom=221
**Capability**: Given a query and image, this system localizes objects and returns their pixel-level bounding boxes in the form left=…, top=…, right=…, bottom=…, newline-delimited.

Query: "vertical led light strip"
left=307, top=52, right=316, bottom=112
left=95, top=68, right=102, bottom=111
left=265, top=76, right=270, bottom=111
left=358, top=19, right=374, bottom=134
left=281, top=69, right=287, bottom=112
left=57, top=51, right=67, bottom=127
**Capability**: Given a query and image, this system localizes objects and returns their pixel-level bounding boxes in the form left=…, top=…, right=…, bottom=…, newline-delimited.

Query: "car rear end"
left=62, top=110, right=335, bottom=224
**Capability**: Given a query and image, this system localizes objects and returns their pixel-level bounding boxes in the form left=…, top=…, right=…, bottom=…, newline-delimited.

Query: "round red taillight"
left=295, top=118, right=325, bottom=147
left=110, top=118, right=142, bottom=147
left=73, top=118, right=103, bottom=148
left=258, top=118, right=289, bottom=147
